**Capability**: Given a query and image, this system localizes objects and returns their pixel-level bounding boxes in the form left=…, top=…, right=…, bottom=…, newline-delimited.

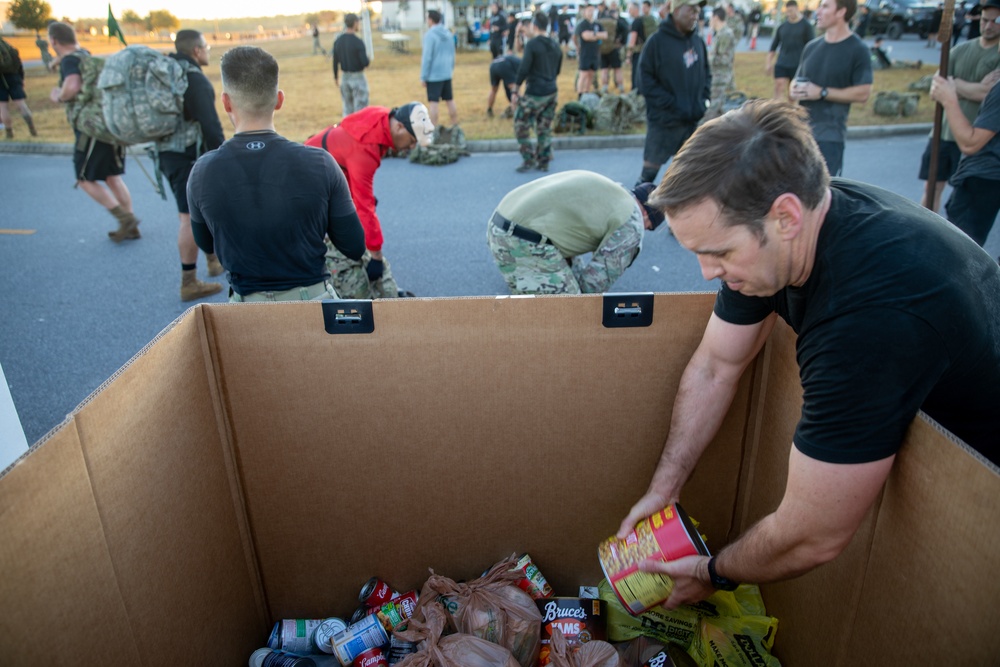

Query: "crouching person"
left=188, top=46, right=365, bottom=302
left=487, top=170, right=666, bottom=294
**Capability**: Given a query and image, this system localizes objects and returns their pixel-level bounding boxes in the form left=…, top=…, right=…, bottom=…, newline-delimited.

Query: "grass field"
left=5, top=31, right=936, bottom=144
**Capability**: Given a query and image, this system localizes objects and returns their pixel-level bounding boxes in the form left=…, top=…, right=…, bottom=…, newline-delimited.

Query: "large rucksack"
left=66, top=50, right=120, bottom=145
left=598, top=17, right=620, bottom=55
left=641, top=14, right=659, bottom=47
left=0, top=38, right=19, bottom=74
left=98, top=45, right=188, bottom=145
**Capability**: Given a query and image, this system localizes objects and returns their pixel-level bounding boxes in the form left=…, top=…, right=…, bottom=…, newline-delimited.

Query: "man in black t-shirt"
left=489, top=3, right=509, bottom=58
left=487, top=54, right=522, bottom=118
left=574, top=4, right=607, bottom=96
left=626, top=2, right=646, bottom=91
left=47, top=22, right=139, bottom=244
left=188, top=46, right=366, bottom=302
left=616, top=100, right=1000, bottom=609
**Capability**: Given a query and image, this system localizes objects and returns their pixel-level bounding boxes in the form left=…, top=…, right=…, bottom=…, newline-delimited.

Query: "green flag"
left=108, top=5, right=127, bottom=46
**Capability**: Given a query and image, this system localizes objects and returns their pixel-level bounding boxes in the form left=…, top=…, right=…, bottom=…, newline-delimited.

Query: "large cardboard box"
left=1, top=295, right=997, bottom=665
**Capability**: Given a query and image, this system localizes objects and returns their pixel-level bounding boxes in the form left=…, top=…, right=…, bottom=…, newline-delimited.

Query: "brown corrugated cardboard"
left=0, top=295, right=997, bottom=665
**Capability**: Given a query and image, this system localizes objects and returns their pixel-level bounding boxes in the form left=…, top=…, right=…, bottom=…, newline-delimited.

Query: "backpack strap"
left=321, top=126, right=333, bottom=153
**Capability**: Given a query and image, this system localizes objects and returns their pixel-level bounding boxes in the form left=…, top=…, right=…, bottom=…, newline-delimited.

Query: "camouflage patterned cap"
left=670, top=0, right=706, bottom=11
left=632, top=182, right=666, bottom=231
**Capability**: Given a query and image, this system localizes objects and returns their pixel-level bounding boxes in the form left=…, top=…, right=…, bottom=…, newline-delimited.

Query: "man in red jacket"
left=306, top=102, right=434, bottom=298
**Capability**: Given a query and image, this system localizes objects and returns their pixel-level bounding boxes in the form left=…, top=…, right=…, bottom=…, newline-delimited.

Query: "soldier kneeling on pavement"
left=487, top=170, right=667, bottom=294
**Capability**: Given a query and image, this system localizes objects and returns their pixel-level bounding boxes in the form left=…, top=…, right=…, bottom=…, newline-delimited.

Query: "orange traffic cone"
left=706, top=31, right=712, bottom=46
left=750, top=35, right=756, bottom=50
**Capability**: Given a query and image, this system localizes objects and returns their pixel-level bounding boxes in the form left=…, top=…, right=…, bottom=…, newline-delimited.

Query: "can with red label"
left=359, top=577, right=399, bottom=608
left=513, top=553, right=553, bottom=600
left=331, top=614, right=390, bottom=666
left=352, top=647, right=388, bottom=667
left=597, top=503, right=709, bottom=616
left=536, top=598, right=607, bottom=666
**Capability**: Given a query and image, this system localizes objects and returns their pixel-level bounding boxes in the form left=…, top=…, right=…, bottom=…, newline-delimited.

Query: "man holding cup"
left=790, top=0, right=872, bottom=176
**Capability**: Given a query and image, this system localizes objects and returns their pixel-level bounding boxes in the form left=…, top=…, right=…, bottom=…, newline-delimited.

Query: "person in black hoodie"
left=636, top=0, right=709, bottom=186
left=514, top=12, right=564, bottom=172
left=159, top=29, right=228, bottom=301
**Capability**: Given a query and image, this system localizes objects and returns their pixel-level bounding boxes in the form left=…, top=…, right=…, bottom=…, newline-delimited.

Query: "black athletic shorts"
left=773, top=64, right=797, bottom=79
left=73, top=133, right=125, bottom=182
left=426, top=80, right=454, bottom=102
left=600, top=49, right=622, bottom=69
left=0, top=73, right=26, bottom=101
left=160, top=149, right=199, bottom=214
left=643, top=121, right=696, bottom=166
left=578, top=52, right=600, bottom=71
left=919, top=139, right=963, bottom=182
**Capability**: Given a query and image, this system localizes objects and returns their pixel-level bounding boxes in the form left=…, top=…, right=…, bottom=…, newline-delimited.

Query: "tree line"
left=4, top=0, right=180, bottom=35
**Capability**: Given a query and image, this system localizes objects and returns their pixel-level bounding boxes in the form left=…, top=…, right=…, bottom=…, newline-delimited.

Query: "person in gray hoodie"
left=421, top=9, right=459, bottom=126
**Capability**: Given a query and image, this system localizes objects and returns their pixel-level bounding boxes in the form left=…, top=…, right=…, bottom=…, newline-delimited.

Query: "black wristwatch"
left=820, top=87, right=829, bottom=100
left=707, top=557, right=739, bottom=591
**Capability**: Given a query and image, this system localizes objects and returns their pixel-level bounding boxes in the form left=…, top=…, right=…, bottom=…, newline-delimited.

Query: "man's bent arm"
left=823, top=83, right=871, bottom=104
left=648, top=446, right=895, bottom=608
left=617, top=312, right=776, bottom=538
left=51, top=73, right=81, bottom=103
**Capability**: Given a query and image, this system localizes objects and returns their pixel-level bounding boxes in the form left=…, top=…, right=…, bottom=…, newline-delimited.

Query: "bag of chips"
left=394, top=602, right=520, bottom=667
left=547, top=626, right=621, bottom=667
left=411, top=555, right=542, bottom=667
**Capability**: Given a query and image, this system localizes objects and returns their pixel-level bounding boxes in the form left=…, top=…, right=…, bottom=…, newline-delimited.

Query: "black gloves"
left=366, top=258, right=384, bottom=282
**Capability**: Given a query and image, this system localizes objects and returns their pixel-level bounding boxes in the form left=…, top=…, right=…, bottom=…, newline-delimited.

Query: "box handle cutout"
left=602, top=293, right=654, bottom=328
left=322, top=300, right=375, bottom=334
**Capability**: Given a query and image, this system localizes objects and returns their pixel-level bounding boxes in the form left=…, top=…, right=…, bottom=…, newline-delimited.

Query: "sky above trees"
left=45, top=0, right=368, bottom=21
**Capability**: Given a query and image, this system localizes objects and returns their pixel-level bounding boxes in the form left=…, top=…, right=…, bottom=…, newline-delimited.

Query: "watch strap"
left=708, top=556, right=739, bottom=591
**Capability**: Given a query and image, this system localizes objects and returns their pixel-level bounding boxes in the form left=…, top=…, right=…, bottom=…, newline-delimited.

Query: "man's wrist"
left=707, top=556, right=739, bottom=591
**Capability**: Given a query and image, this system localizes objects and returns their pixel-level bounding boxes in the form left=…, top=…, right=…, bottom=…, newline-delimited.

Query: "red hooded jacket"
left=305, top=106, right=393, bottom=252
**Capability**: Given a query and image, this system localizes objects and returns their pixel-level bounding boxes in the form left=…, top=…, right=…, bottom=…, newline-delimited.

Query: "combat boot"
left=180, top=269, right=222, bottom=302
left=206, top=253, right=224, bottom=277
left=4, top=128, right=12, bottom=140
left=107, top=206, right=141, bottom=242
left=516, top=161, right=535, bottom=173
left=24, top=114, right=37, bottom=137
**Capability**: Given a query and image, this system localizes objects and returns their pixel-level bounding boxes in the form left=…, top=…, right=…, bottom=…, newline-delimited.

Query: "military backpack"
left=641, top=15, right=659, bottom=47
left=66, top=50, right=120, bottom=145
left=598, top=17, right=620, bottom=55
left=98, top=45, right=189, bottom=145
left=0, top=38, right=18, bottom=74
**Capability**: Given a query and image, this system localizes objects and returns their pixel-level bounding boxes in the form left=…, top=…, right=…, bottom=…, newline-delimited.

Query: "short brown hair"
left=47, top=21, right=76, bottom=46
left=650, top=100, right=829, bottom=241
left=837, top=0, right=858, bottom=22
left=220, top=46, right=279, bottom=116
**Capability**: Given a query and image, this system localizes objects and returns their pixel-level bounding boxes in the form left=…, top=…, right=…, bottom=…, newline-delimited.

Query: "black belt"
left=491, top=212, right=551, bottom=245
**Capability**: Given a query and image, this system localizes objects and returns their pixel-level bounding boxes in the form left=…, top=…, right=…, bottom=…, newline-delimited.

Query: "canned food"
left=250, top=648, right=318, bottom=667
left=314, top=618, right=348, bottom=654
left=331, top=613, right=390, bottom=666
left=267, top=619, right=329, bottom=655
left=513, top=553, right=553, bottom=600
left=359, top=577, right=398, bottom=608
left=536, top=598, right=607, bottom=666
left=351, top=604, right=375, bottom=625
left=387, top=635, right=417, bottom=666
left=392, top=590, right=419, bottom=619
left=352, top=647, right=388, bottom=667
left=598, top=503, right=709, bottom=615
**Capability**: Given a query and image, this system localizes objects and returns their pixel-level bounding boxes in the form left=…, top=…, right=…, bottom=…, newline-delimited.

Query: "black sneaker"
left=537, top=164, right=549, bottom=172
left=397, top=289, right=416, bottom=298
left=516, top=162, right=535, bottom=173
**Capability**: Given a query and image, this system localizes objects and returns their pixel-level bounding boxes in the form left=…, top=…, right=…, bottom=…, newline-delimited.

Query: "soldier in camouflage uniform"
left=487, top=171, right=666, bottom=294
left=514, top=12, right=563, bottom=172
left=725, top=4, right=745, bottom=41
left=706, top=8, right=737, bottom=121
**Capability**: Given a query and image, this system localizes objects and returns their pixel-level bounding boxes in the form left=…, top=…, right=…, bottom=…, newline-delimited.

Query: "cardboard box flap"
left=201, top=294, right=755, bottom=620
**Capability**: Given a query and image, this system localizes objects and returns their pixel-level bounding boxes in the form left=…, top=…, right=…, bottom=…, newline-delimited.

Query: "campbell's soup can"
left=332, top=613, right=390, bottom=666
left=352, top=647, right=388, bottom=667
left=536, top=598, right=607, bottom=666
left=360, top=577, right=398, bottom=608
left=514, top=553, right=553, bottom=600
left=598, top=503, right=709, bottom=615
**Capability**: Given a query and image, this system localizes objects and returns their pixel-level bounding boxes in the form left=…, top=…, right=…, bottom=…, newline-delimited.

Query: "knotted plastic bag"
left=547, top=626, right=621, bottom=667
left=411, top=554, right=542, bottom=667
left=394, top=602, right=520, bottom=667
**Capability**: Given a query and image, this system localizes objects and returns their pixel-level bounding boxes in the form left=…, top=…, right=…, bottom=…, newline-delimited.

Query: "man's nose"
left=698, top=256, right=723, bottom=281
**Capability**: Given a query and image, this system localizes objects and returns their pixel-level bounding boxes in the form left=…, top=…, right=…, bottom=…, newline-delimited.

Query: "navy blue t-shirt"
left=951, top=82, right=1000, bottom=187
left=188, top=131, right=365, bottom=295
left=713, top=180, right=1000, bottom=465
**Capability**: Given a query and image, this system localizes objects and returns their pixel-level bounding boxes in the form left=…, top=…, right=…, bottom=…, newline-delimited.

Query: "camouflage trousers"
left=340, top=72, right=370, bottom=117
left=487, top=204, right=644, bottom=295
left=325, top=241, right=399, bottom=299
left=514, top=93, right=557, bottom=167
left=705, top=75, right=736, bottom=121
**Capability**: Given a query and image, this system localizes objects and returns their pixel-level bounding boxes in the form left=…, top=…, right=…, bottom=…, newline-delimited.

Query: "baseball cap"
left=670, top=0, right=706, bottom=12
left=392, top=102, right=435, bottom=147
left=981, top=0, right=1000, bottom=11
left=632, top=182, right=667, bottom=231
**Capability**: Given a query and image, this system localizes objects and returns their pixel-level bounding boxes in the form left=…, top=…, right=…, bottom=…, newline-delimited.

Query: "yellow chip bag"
left=599, top=579, right=699, bottom=650
left=689, top=615, right=780, bottom=667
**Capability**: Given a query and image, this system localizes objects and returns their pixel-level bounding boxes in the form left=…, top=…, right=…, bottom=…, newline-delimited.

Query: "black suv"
left=865, top=0, right=937, bottom=39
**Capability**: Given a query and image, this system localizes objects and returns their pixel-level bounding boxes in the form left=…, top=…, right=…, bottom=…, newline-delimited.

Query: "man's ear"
left=770, top=193, right=805, bottom=241
left=274, top=90, right=285, bottom=111
left=222, top=92, right=233, bottom=113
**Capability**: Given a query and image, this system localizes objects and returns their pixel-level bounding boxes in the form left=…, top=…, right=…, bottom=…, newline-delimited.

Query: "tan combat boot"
left=24, top=114, right=37, bottom=137
left=4, top=128, right=12, bottom=140
left=107, top=206, right=141, bottom=242
left=205, top=253, right=224, bottom=277
left=180, top=269, right=222, bottom=302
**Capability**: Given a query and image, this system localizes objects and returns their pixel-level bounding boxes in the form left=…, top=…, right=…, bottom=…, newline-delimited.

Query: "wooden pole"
left=924, top=0, right=957, bottom=212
